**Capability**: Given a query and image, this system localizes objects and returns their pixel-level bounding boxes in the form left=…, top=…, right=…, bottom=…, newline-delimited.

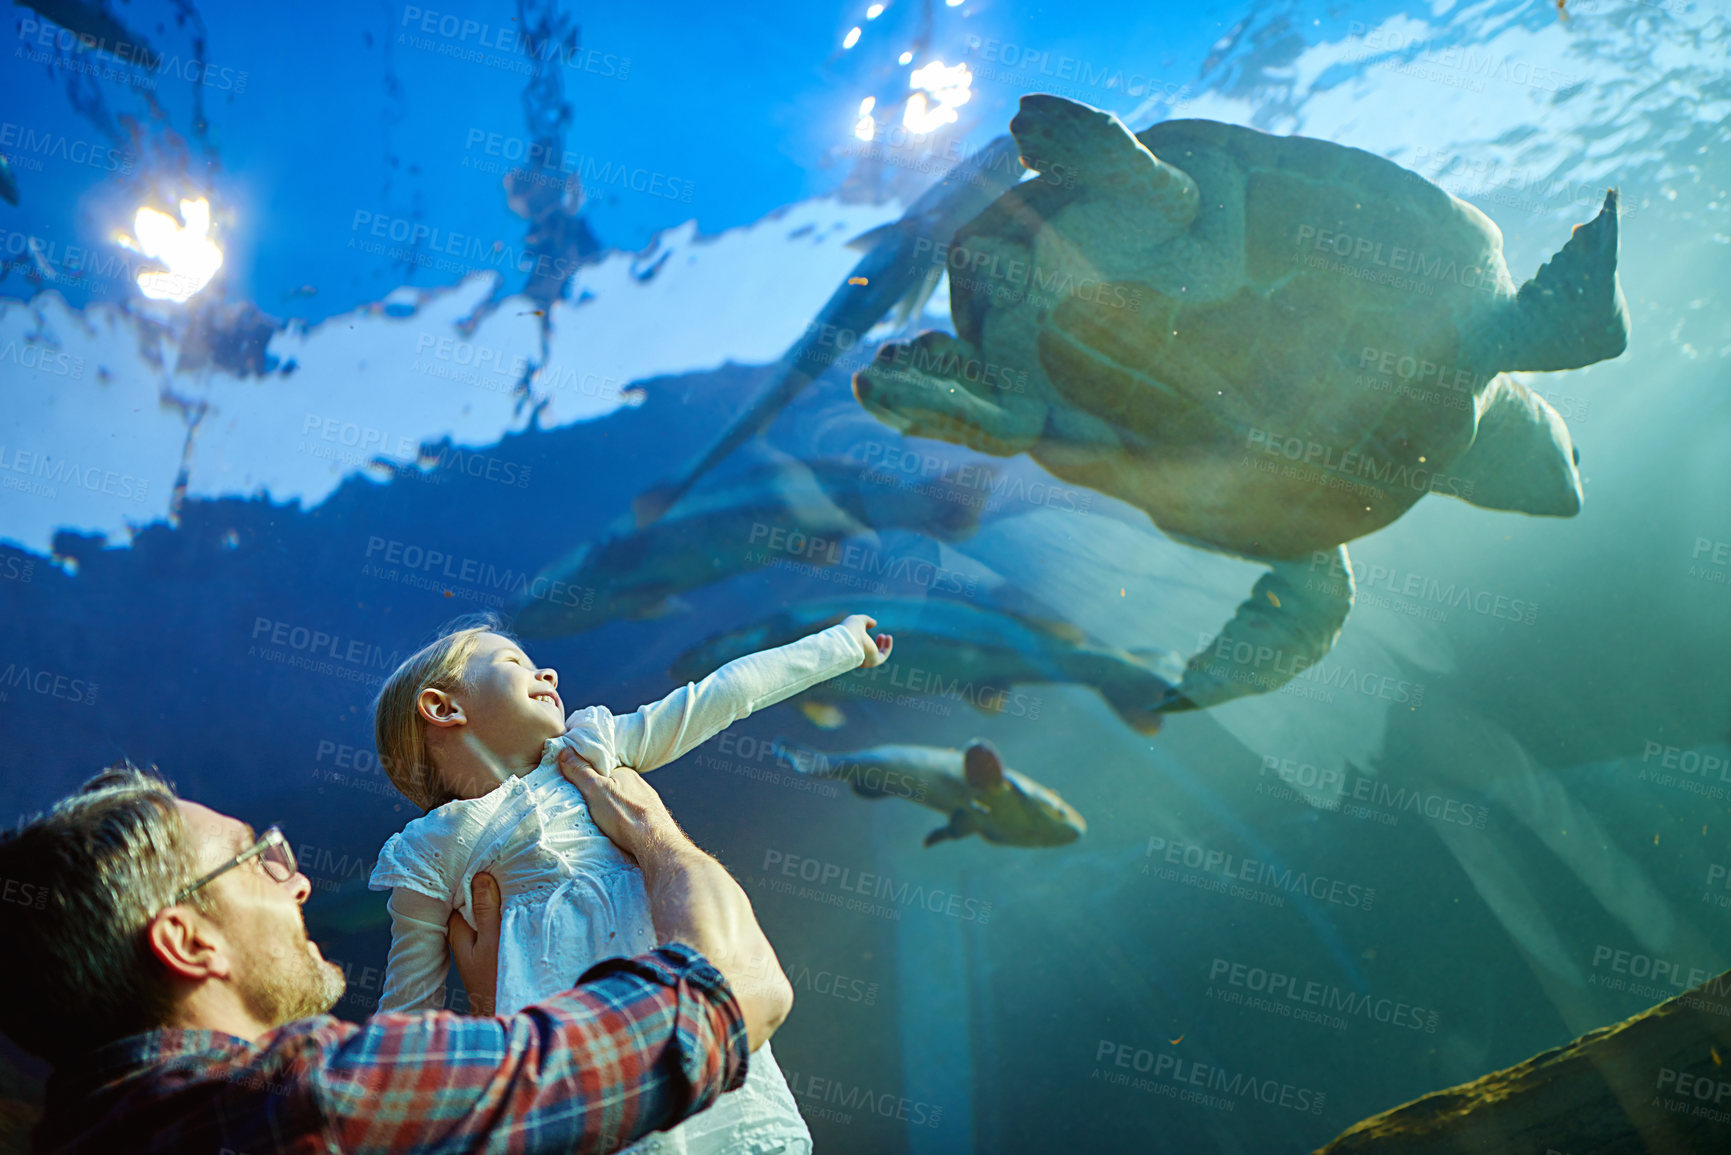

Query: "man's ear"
left=148, top=904, right=232, bottom=983
left=417, top=687, right=466, bottom=730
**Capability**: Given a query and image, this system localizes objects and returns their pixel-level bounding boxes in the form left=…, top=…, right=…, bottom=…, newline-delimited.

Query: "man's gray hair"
left=0, top=764, right=212, bottom=1064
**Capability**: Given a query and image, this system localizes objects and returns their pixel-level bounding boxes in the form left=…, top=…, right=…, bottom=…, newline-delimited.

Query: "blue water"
left=3, top=0, right=1731, bottom=1151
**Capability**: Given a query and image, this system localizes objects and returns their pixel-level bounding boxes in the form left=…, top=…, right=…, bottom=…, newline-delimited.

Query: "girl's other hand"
left=841, top=613, right=893, bottom=668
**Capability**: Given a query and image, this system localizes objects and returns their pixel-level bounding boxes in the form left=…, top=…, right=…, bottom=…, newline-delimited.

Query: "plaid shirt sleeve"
left=307, top=944, right=749, bottom=1154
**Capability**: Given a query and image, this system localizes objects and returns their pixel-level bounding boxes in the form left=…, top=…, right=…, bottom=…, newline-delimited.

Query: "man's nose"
left=539, top=668, right=558, bottom=688
left=289, top=871, right=312, bottom=905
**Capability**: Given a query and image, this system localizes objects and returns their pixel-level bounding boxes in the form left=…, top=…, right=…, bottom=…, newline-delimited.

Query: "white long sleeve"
left=376, top=887, right=454, bottom=1014
left=559, top=621, right=862, bottom=776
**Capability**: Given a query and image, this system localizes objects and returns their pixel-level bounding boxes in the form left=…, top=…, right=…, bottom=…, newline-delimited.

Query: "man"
left=0, top=750, right=794, bottom=1153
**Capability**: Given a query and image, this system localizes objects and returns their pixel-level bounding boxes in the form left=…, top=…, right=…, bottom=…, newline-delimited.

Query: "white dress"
left=369, top=622, right=862, bottom=1155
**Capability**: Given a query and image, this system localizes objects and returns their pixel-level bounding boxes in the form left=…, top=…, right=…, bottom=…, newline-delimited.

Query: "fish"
left=629, top=135, right=1026, bottom=528
left=799, top=702, right=848, bottom=729
left=17, top=0, right=160, bottom=69
left=511, top=457, right=984, bottom=638
left=779, top=738, right=1086, bottom=848
left=0, top=155, right=17, bottom=207
left=669, top=595, right=1176, bottom=734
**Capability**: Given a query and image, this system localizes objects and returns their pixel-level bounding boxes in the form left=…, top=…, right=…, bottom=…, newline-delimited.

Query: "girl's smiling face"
left=418, top=632, right=565, bottom=798
left=456, top=631, right=565, bottom=746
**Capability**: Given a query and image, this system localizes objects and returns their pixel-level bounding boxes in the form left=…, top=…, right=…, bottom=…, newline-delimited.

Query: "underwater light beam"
left=116, top=197, right=223, bottom=303
left=904, top=60, right=972, bottom=133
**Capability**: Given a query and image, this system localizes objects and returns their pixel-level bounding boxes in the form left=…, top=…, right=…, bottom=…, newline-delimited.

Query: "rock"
left=1315, top=970, right=1731, bottom=1154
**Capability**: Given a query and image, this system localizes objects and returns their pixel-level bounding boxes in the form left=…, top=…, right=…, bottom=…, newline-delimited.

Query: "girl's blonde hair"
left=374, top=611, right=514, bottom=812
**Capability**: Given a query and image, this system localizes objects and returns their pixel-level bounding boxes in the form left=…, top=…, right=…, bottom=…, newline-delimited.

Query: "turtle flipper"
left=1010, top=94, right=1197, bottom=235
left=1010, top=94, right=1200, bottom=238
left=1158, top=552, right=1355, bottom=712
left=853, top=332, right=1050, bottom=456
left=1492, top=189, right=1629, bottom=371
left=1447, top=375, right=1582, bottom=517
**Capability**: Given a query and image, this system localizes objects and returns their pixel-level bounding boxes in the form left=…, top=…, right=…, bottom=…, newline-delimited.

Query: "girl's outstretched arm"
left=565, top=615, right=890, bottom=776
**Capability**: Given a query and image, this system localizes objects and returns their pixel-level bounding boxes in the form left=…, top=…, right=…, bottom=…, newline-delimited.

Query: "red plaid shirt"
left=32, top=945, right=749, bottom=1155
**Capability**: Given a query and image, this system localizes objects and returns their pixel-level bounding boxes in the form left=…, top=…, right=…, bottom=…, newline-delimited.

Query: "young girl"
left=367, top=608, right=890, bottom=1154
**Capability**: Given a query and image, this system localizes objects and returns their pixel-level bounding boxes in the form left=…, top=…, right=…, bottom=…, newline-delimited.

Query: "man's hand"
left=841, top=613, right=893, bottom=669
left=557, top=749, right=793, bottom=1051
left=448, top=871, right=501, bottom=1016
left=558, top=749, right=682, bottom=860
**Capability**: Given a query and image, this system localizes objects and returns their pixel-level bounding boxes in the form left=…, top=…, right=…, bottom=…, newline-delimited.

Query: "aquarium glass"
left=1, top=0, right=1728, bottom=1150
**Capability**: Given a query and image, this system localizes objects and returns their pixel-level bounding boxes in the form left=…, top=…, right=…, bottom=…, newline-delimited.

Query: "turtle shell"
left=968, top=118, right=1522, bottom=556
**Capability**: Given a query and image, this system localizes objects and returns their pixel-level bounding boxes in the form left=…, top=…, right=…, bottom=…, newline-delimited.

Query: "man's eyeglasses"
left=173, top=826, right=298, bottom=903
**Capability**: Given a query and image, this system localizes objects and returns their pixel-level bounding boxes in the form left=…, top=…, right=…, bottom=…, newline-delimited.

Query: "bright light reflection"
left=897, top=50, right=914, bottom=65
left=866, top=3, right=884, bottom=16
left=903, top=60, right=972, bottom=134
left=843, top=25, right=862, bottom=49
left=944, top=0, right=962, bottom=7
left=854, top=95, right=877, bottom=141
left=116, top=197, right=223, bottom=303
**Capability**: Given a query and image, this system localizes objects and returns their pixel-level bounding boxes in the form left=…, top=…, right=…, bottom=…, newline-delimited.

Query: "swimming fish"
left=780, top=739, right=1085, bottom=848
left=670, top=595, right=1175, bottom=734
left=629, top=135, right=1025, bottom=528
left=17, top=0, right=160, bottom=69
left=512, top=458, right=983, bottom=638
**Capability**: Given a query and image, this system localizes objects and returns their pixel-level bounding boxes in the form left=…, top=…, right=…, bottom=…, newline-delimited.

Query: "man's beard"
left=240, top=927, right=347, bottom=1027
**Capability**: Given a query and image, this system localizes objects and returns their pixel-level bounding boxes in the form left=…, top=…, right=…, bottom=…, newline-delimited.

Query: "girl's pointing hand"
left=842, top=613, right=893, bottom=668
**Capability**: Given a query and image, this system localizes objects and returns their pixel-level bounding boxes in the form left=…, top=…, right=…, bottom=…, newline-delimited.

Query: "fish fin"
left=1127, top=646, right=1186, bottom=685
left=631, top=484, right=680, bottom=528
left=923, top=473, right=989, bottom=541
left=923, top=824, right=959, bottom=848
left=924, top=809, right=981, bottom=847
left=1015, top=614, right=1090, bottom=646
left=963, top=742, right=1005, bottom=790
left=850, top=775, right=893, bottom=800
left=799, top=701, right=847, bottom=730
left=632, top=595, right=692, bottom=620
left=888, top=266, right=945, bottom=330
left=845, top=221, right=902, bottom=252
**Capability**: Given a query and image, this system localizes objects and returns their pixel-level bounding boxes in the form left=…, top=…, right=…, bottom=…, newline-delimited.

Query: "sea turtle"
left=852, top=93, right=1629, bottom=712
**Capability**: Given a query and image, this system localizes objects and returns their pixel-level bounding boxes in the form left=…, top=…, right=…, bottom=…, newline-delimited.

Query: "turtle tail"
left=1497, top=189, right=1629, bottom=371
